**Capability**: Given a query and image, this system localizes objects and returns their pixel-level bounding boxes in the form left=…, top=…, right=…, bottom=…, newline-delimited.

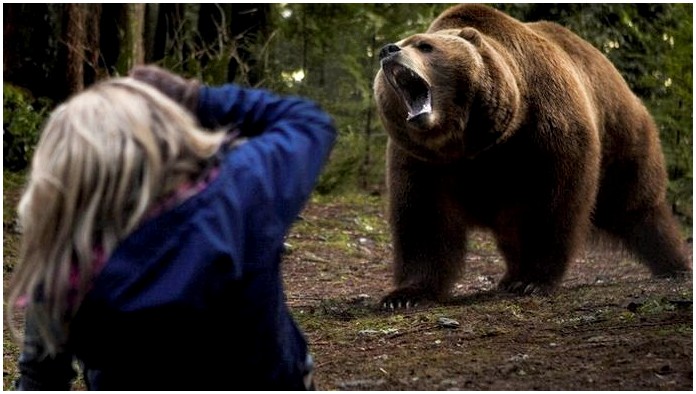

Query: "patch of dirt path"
left=283, top=195, right=693, bottom=391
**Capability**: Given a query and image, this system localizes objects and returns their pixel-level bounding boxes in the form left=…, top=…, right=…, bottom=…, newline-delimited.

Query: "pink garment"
left=144, top=167, right=220, bottom=220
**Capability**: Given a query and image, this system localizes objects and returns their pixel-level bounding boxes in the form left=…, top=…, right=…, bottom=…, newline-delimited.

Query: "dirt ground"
left=282, top=194, right=693, bottom=391
left=3, top=182, right=693, bottom=390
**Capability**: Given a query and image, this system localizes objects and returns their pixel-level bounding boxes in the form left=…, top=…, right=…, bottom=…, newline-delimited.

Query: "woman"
left=7, top=66, right=336, bottom=390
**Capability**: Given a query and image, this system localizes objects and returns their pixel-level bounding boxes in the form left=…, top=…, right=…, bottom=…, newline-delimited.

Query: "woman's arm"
left=198, top=84, right=336, bottom=231
left=129, top=65, right=337, bottom=244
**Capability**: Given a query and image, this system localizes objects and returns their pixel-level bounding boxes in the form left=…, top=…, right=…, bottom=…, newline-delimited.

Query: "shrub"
left=315, top=130, right=387, bottom=195
left=3, top=84, right=52, bottom=171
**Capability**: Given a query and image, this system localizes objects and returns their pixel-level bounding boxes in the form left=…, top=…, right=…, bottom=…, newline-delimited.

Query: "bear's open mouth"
left=383, top=62, right=432, bottom=122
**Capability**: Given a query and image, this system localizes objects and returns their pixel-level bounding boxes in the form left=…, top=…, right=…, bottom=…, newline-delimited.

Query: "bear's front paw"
left=381, top=286, right=438, bottom=310
left=498, top=279, right=555, bottom=296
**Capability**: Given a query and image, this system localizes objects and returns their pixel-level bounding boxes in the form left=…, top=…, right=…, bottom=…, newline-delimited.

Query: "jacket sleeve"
left=196, top=85, right=337, bottom=233
left=15, top=316, right=76, bottom=390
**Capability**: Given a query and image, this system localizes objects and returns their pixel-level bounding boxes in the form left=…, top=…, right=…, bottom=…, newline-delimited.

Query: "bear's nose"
left=379, top=44, right=401, bottom=61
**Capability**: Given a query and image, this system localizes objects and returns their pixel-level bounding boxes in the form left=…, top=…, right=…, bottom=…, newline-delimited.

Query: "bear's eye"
left=416, top=42, right=434, bottom=53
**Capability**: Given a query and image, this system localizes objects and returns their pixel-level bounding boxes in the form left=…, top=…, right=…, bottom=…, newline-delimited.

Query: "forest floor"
left=3, top=173, right=693, bottom=390
left=284, top=194, right=693, bottom=391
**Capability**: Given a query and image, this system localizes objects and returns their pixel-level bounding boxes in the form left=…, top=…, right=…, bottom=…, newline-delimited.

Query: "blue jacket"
left=17, top=84, right=336, bottom=390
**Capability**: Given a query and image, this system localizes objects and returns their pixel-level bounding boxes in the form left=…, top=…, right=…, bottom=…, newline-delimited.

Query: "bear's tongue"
left=389, top=64, right=432, bottom=122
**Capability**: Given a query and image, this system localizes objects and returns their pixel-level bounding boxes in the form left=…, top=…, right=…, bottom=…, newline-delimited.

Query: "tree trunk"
left=130, top=4, right=146, bottom=66
left=65, top=3, right=86, bottom=94
left=143, top=4, right=160, bottom=63
left=115, top=3, right=145, bottom=75
left=84, top=4, right=103, bottom=85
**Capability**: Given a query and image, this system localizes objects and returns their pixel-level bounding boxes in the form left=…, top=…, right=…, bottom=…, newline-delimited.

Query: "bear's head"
left=374, top=28, right=522, bottom=162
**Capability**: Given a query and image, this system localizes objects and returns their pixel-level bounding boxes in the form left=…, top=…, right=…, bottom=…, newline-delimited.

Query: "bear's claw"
left=498, top=280, right=554, bottom=296
left=381, top=286, right=438, bottom=310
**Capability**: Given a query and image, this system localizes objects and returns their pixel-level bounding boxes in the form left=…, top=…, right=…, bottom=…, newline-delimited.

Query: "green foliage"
left=316, top=130, right=387, bottom=195
left=155, top=4, right=271, bottom=87
left=649, top=5, right=693, bottom=230
left=3, top=84, right=53, bottom=171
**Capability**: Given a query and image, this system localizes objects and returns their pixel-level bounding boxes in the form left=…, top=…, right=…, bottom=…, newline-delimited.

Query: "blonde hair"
left=7, top=78, right=226, bottom=355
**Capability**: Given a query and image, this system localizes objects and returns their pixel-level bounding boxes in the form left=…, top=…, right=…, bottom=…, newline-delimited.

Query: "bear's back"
left=428, top=4, right=522, bottom=39
left=429, top=4, right=650, bottom=147
left=526, top=21, right=636, bottom=104
left=429, top=5, right=628, bottom=95
left=528, top=20, right=655, bottom=156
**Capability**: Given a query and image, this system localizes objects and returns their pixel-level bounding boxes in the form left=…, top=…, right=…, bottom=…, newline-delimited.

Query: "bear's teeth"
left=407, top=103, right=432, bottom=120
left=383, top=61, right=432, bottom=121
left=407, top=92, right=432, bottom=121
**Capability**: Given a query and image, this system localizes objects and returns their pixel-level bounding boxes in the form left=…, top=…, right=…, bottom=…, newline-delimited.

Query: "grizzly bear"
left=373, top=4, right=690, bottom=308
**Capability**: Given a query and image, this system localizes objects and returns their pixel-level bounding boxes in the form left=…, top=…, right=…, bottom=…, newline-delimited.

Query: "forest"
left=3, top=3, right=693, bottom=230
left=3, top=4, right=693, bottom=390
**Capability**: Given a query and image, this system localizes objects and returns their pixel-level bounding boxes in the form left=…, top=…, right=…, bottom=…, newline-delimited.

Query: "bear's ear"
left=459, top=27, right=482, bottom=45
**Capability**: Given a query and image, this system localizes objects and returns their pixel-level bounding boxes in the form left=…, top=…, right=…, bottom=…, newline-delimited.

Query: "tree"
left=115, top=4, right=146, bottom=75
left=64, top=4, right=86, bottom=94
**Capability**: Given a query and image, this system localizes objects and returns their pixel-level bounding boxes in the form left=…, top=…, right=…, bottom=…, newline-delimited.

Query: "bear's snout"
left=379, top=44, right=401, bottom=61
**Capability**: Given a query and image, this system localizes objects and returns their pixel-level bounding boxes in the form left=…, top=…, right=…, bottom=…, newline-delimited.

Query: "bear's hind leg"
left=601, top=203, right=690, bottom=277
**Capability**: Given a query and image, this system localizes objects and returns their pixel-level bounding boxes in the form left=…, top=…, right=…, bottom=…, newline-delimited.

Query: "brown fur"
left=373, top=4, right=690, bottom=307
